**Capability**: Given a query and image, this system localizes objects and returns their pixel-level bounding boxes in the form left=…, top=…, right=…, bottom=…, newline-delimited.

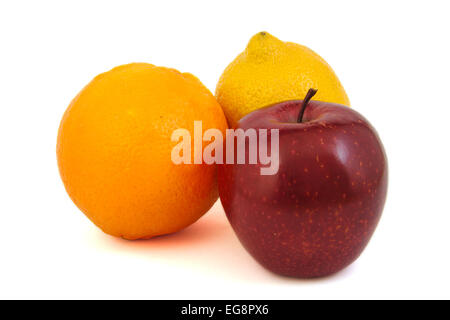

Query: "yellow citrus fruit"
left=216, top=32, right=350, bottom=127
left=57, top=63, right=228, bottom=240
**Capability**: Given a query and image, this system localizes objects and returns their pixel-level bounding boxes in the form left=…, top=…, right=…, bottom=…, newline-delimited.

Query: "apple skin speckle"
left=218, top=100, right=388, bottom=278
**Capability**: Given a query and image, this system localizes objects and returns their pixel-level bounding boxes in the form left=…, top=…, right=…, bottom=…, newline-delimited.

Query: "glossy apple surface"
left=218, top=99, right=388, bottom=278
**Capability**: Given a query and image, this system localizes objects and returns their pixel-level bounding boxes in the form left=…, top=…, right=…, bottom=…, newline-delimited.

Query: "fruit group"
left=215, top=32, right=350, bottom=127
left=57, top=63, right=228, bottom=240
left=218, top=91, right=387, bottom=278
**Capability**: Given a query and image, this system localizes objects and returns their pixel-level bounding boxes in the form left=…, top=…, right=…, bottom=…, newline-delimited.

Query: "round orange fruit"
left=57, top=63, right=228, bottom=240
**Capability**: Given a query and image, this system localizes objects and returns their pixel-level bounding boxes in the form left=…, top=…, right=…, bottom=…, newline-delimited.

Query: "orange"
left=57, top=63, right=228, bottom=240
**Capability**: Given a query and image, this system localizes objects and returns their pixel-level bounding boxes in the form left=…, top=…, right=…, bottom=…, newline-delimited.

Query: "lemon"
left=215, top=32, right=350, bottom=127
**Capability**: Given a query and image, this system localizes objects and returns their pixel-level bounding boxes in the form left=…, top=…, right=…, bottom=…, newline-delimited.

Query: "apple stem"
left=297, top=88, right=318, bottom=123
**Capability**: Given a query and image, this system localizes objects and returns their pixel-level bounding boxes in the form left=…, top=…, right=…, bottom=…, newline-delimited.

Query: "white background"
left=1, top=0, right=449, bottom=300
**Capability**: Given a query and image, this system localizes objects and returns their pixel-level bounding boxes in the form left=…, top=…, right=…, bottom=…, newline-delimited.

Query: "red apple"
left=218, top=89, right=388, bottom=278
